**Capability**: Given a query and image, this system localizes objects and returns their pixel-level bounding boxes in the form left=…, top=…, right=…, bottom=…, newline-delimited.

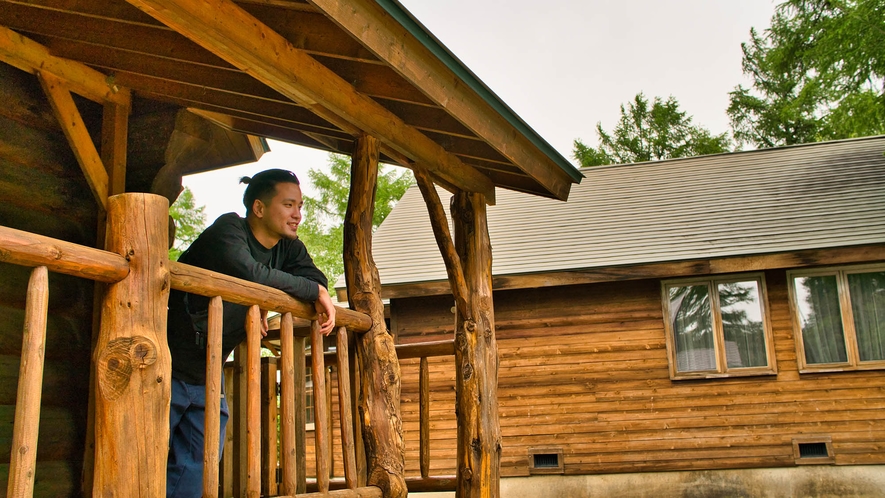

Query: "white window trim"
left=661, top=272, right=777, bottom=380
left=788, top=263, right=885, bottom=373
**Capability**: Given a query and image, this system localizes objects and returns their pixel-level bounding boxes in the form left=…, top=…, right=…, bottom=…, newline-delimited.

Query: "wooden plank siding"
left=390, top=267, right=885, bottom=478
left=0, top=63, right=97, bottom=495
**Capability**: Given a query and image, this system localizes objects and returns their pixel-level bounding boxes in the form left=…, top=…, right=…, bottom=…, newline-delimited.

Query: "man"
left=165, top=168, right=336, bottom=497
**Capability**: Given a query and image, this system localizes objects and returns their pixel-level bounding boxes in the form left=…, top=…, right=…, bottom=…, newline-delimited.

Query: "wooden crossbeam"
left=123, top=0, right=496, bottom=203
left=38, top=72, right=110, bottom=211
left=0, top=24, right=129, bottom=106
left=308, top=0, right=576, bottom=200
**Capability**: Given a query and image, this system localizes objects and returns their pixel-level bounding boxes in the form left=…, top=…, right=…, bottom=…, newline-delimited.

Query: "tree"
left=298, top=153, right=413, bottom=286
left=169, top=186, right=207, bottom=261
left=728, top=0, right=885, bottom=148
left=573, top=93, right=730, bottom=167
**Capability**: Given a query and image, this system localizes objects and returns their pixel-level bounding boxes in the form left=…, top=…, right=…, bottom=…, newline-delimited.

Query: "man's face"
left=256, top=182, right=303, bottom=241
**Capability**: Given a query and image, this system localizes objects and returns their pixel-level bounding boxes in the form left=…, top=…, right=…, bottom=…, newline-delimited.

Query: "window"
left=662, top=274, right=776, bottom=379
left=789, top=264, right=885, bottom=372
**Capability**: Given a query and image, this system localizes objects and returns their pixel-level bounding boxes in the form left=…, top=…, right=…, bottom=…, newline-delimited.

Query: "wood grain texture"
left=123, top=0, right=496, bottom=202
left=92, top=193, right=170, bottom=496
left=452, top=191, right=501, bottom=497
left=392, top=271, right=885, bottom=478
left=168, top=260, right=372, bottom=332
left=202, top=296, right=223, bottom=497
left=342, top=135, right=407, bottom=497
left=6, top=266, right=49, bottom=498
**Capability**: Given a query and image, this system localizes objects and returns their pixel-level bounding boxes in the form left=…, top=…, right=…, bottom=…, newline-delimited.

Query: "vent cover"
left=792, top=436, right=834, bottom=464
left=528, top=447, right=563, bottom=474
left=533, top=453, right=560, bottom=468
left=798, top=442, right=829, bottom=458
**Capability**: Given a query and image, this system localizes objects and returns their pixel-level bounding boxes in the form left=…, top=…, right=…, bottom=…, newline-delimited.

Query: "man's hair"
left=240, top=169, right=301, bottom=213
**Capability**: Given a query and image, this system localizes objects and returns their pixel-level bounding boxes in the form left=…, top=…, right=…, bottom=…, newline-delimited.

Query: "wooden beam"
left=0, top=224, right=130, bottom=283
left=308, top=0, right=575, bottom=200
left=0, top=24, right=129, bottom=105
left=189, top=108, right=335, bottom=152
left=123, top=0, right=496, bottom=203
left=451, top=190, right=501, bottom=497
left=413, top=165, right=469, bottom=319
left=342, top=135, right=407, bottom=497
left=38, top=71, right=110, bottom=211
left=102, top=99, right=131, bottom=196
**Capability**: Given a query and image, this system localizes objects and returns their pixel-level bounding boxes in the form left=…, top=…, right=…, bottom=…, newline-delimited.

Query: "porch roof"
left=0, top=0, right=582, bottom=202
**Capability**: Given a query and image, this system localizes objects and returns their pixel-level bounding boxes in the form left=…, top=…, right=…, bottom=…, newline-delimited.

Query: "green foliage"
left=169, top=186, right=207, bottom=261
left=728, top=0, right=885, bottom=148
left=297, top=153, right=413, bottom=285
left=573, top=93, right=730, bottom=167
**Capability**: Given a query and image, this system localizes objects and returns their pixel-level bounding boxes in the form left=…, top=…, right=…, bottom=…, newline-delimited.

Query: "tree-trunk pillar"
left=343, top=134, right=407, bottom=498
left=93, top=193, right=171, bottom=496
left=452, top=191, right=501, bottom=498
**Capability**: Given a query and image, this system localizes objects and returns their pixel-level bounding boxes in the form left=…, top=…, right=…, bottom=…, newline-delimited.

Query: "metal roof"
left=367, top=136, right=885, bottom=288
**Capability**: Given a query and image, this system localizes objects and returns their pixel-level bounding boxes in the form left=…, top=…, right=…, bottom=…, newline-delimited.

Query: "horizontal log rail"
left=168, top=260, right=372, bottom=333
left=395, top=339, right=455, bottom=359
left=0, top=224, right=129, bottom=283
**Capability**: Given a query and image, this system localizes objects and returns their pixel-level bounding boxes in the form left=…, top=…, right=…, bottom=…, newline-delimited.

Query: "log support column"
left=343, top=134, right=407, bottom=498
left=452, top=191, right=501, bottom=498
left=414, top=167, right=501, bottom=497
left=93, top=193, right=171, bottom=496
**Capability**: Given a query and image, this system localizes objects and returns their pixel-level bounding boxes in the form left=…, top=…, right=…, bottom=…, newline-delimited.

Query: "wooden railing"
left=166, top=260, right=375, bottom=497
left=0, top=211, right=379, bottom=497
left=395, top=340, right=458, bottom=493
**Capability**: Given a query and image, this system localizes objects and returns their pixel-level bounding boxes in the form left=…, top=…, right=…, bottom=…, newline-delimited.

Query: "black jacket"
left=167, top=213, right=327, bottom=385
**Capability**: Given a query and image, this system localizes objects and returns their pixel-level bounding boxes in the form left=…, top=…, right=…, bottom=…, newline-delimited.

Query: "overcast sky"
left=184, top=0, right=776, bottom=224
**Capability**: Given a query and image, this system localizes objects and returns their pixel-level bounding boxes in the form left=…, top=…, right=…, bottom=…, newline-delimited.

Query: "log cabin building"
left=0, top=1, right=583, bottom=497
left=357, top=136, right=885, bottom=497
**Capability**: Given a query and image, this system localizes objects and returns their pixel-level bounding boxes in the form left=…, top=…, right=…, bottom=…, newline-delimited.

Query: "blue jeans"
left=167, top=377, right=229, bottom=498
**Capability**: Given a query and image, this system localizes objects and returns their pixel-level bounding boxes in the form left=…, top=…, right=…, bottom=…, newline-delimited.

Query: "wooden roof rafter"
left=0, top=25, right=132, bottom=210
left=0, top=0, right=581, bottom=201
left=122, top=0, right=498, bottom=202
left=308, top=0, right=582, bottom=201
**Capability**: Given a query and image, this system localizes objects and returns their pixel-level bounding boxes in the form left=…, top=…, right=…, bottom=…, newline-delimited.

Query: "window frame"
left=661, top=272, right=777, bottom=380
left=788, top=263, right=885, bottom=373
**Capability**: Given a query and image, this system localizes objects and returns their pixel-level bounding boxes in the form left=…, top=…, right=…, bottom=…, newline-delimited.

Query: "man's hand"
left=315, top=285, right=337, bottom=336
left=260, top=309, right=268, bottom=338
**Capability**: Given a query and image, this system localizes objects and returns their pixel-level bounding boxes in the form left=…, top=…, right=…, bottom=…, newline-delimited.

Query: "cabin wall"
left=0, top=62, right=99, bottom=496
left=390, top=265, right=885, bottom=485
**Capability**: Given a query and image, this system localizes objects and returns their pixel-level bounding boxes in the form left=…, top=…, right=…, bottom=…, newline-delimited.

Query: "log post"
left=414, top=166, right=501, bottom=496
left=93, top=193, right=171, bottom=496
left=7, top=266, right=49, bottom=497
left=343, top=134, right=406, bottom=498
left=452, top=191, right=501, bottom=498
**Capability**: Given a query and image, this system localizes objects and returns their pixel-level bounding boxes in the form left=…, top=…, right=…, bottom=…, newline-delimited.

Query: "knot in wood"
left=455, top=331, right=468, bottom=351
left=97, top=336, right=157, bottom=400
left=462, top=362, right=473, bottom=380
left=461, top=466, right=473, bottom=481
left=465, top=320, right=476, bottom=333
left=471, top=438, right=482, bottom=455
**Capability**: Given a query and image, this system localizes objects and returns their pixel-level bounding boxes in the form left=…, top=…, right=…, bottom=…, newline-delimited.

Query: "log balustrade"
left=0, top=194, right=383, bottom=498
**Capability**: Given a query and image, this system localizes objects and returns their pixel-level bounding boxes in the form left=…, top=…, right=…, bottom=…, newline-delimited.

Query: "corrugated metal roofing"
left=367, top=136, right=885, bottom=288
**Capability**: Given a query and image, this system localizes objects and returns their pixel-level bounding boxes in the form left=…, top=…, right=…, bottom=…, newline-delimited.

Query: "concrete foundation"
left=406, top=466, right=885, bottom=497
left=494, top=466, right=885, bottom=498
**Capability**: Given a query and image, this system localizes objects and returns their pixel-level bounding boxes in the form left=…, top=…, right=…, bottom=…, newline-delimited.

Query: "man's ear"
left=251, top=198, right=265, bottom=219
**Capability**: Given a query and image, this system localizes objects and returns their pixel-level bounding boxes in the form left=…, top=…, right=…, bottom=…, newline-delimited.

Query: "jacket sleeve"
left=190, top=215, right=324, bottom=302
